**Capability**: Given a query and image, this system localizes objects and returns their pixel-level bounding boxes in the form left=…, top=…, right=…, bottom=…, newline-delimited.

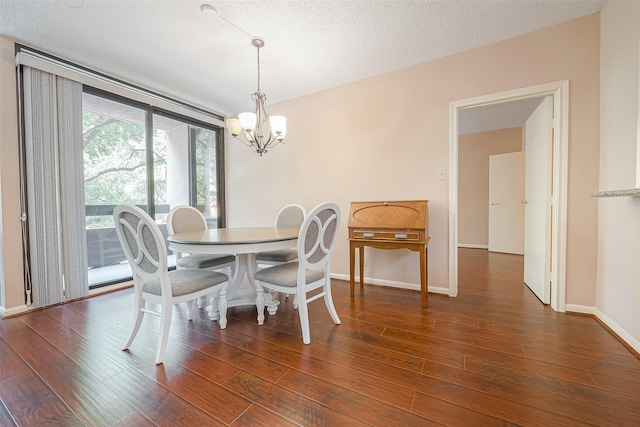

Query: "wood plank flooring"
left=1, top=248, right=639, bottom=426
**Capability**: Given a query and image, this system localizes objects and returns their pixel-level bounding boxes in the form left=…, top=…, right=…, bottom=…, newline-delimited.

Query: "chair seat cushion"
left=255, top=248, right=298, bottom=263
left=177, top=253, right=235, bottom=269
left=144, top=268, right=228, bottom=297
left=254, top=262, right=324, bottom=287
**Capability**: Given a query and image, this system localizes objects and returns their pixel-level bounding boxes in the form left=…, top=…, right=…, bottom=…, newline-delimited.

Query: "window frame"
left=82, top=86, right=226, bottom=225
left=188, top=125, right=226, bottom=228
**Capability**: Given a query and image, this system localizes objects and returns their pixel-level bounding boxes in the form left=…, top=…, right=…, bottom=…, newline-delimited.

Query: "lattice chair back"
left=114, top=204, right=168, bottom=289
left=298, top=202, right=340, bottom=273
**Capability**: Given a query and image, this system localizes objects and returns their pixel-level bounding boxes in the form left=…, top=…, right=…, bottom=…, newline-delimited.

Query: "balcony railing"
left=85, top=204, right=218, bottom=288
left=86, top=204, right=170, bottom=288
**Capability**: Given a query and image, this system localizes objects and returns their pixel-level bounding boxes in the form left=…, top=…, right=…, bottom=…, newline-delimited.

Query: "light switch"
left=437, top=168, right=446, bottom=181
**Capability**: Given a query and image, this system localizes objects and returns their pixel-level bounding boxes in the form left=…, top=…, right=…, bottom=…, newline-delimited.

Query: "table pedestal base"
left=206, top=252, right=279, bottom=326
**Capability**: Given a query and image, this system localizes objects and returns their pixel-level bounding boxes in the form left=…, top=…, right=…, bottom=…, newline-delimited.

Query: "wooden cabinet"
left=348, top=200, right=429, bottom=307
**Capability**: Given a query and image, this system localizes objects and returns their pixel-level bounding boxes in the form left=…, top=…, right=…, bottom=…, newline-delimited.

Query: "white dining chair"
left=255, top=203, right=306, bottom=266
left=114, top=204, right=229, bottom=364
left=167, top=205, right=236, bottom=270
left=255, top=204, right=306, bottom=302
left=167, top=205, right=235, bottom=309
left=254, top=202, right=341, bottom=344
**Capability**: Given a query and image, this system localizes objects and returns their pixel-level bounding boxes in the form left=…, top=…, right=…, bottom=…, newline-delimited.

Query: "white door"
left=523, top=96, right=553, bottom=304
left=488, top=152, right=525, bottom=254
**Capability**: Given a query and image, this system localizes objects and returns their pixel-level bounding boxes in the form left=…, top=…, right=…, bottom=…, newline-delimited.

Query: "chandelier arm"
left=229, top=135, right=254, bottom=148
left=263, top=135, right=277, bottom=149
left=266, top=139, right=285, bottom=149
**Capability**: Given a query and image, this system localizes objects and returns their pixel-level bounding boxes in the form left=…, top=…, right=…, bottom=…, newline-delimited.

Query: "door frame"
left=448, top=80, right=569, bottom=312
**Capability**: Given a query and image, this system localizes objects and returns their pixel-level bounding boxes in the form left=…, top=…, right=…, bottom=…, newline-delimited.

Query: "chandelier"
left=226, top=38, right=287, bottom=156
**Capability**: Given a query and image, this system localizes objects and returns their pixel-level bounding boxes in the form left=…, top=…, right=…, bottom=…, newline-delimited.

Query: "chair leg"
left=186, top=299, right=194, bottom=321
left=123, top=297, right=145, bottom=351
left=155, top=303, right=173, bottom=365
left=208, top=289, right=220, bottom=321
left=197, top=296, right=205, bottom=309
left=218, top=284, right=228, bottom=329
left=297, top=293, right=311, bottom=344
left=323, top=280, right=341, bottom=325
left=292, top=294, right=298, bottom=310
left=256, top=283, right=265, bottom=325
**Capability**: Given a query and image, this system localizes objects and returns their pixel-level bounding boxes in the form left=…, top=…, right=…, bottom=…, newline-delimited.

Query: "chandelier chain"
left=256, top=46, right=261, bottom=93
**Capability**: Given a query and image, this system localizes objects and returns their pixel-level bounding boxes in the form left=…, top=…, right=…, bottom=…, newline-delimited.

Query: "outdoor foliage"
left=83, top=112, right=168, bottom=228
left=82, top=97, right=218, bottom=232
left=193, top=128, right=218, bottom=218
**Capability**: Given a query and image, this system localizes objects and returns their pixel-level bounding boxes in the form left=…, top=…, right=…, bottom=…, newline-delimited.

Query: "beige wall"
left=228, top=13, right=600, bottom=299
left=597, top=2, right=640, bottom=349
left=458, top=128, right=522, bottom=247
left=0, top=14, right=600, bottom=311
left=0, top=36, right=25, bottom=313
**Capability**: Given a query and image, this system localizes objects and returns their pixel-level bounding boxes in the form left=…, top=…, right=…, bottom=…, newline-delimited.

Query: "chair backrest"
left=275, top=204, right=306, bottom=228
left=113, top=204, right=168, bottom=284
left=167, top=205, right=208, bottom=235
left=297, top=202, right=340, bottom=270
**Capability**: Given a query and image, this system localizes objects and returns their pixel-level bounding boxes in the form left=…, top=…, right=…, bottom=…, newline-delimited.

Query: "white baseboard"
left=0, top=282, right=134, bottom=319
left=564, top=304, right=595, bottom=315
left=331, top=273, right=450, bottom=296
left=594, top=308, right=640, bottom=355
left=0, top=304, right=30, bottom=318
left=458, top=244, right=488, bottom=249
left=566, top=304, right=640, bottom=355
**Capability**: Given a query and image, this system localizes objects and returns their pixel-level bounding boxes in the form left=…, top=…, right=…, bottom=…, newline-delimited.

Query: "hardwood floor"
left=2, top=248, right=640, bottom=426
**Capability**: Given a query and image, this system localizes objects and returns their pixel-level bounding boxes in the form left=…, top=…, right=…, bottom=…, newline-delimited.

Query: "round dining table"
left=167, top=227, right=299, bottom=327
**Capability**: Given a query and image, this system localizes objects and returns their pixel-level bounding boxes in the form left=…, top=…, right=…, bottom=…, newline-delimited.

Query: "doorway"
left=448, top=81, right=569, bottom=312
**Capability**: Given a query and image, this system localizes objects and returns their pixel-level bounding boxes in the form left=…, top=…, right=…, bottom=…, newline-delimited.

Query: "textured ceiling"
left=458, top=96, right=546, bottom=135
left=1, top=0, right=605, bottom=124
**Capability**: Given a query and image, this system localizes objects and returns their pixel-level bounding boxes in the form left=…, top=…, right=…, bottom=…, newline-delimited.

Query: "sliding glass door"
left=191, top=127, right=224, bottom=228
left=83, top=89, right=224, bottom=288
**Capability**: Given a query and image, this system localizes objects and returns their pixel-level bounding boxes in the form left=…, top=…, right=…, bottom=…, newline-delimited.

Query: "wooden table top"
left=168, top=226, right=299, bottom=246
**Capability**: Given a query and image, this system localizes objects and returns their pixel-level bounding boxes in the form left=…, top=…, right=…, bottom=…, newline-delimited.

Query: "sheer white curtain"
left=22, top=66, right=88, bottom=307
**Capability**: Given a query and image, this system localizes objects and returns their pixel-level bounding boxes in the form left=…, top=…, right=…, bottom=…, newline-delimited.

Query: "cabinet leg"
left=359, top=247, right=364, bottom=288
left=420, top=245, right=428, bottom=308
left=349, top=243, right=355, bottom=297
